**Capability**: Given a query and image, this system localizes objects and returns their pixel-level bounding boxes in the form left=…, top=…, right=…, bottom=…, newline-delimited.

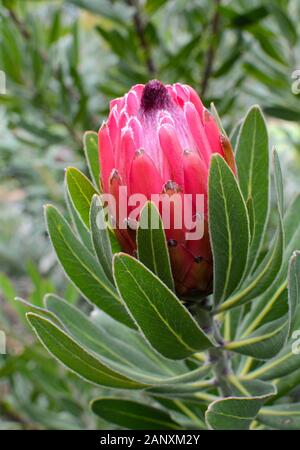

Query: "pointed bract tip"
left=134, top=148, right=144, bottom=158
left=163, top=180, right=182, bottom=193
left=109, top=169, right=120, bottom=183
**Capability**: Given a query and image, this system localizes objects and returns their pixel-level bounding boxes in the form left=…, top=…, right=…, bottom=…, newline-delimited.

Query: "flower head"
left=99, top=80, right=235, bottom=295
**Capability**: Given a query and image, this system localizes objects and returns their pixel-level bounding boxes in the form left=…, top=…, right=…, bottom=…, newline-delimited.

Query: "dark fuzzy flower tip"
left=140, top=79, right=171, bottom=113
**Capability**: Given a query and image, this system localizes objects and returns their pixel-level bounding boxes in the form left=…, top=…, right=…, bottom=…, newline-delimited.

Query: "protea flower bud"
left=98, top=80, right=235, bottom=296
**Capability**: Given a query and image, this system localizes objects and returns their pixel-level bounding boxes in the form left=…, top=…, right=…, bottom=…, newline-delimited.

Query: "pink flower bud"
left=98, top=80, right=235, bottom=296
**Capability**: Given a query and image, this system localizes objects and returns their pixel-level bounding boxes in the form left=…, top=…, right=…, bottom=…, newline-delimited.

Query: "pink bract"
left=98, top=80, right=236, bottom=295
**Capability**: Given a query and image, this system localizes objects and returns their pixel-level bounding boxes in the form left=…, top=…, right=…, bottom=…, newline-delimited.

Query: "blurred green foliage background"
left=0, top=0, right=300, bottom=429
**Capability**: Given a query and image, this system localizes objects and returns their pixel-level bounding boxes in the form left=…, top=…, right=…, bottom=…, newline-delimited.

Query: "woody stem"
left=193, top=303, right=233, bottom=397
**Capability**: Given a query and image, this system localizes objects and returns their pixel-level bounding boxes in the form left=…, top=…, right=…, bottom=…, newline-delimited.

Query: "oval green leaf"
left=91, top=398, right=181, bottom=430
left=235, top=105, right=269, bottom=272
left=137, top=201, right=174, bottom=291
left=205, top=381, right=275, bottom=430
left=90, top=194, right=114, bottom=282
left=113, top=253, right=214, bottom=360
left=66, top=167, right=98, bottom=230
left=209, top=154, right=250, bottom=304
left=27, top=313, right=146, bottom=389
left=83, top=130, right=100, bottom=190
left=45, top=204, right=133, bottom=328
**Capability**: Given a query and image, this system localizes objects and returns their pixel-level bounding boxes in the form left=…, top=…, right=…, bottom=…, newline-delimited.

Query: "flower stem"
left=208, top=322, right=233, bottom=397
left=193, top=303, right=233, bottom=397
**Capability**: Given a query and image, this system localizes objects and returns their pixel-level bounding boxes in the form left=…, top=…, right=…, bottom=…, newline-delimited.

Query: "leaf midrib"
left=216, top=159, right=233, bottom=301
left=118, top=258, right=198, bottom=353
left=95, top=404, right=180, bottom=429
left=68, top=169, right=96, bottom=227
left=50, top=212, right=120, bottom=304
left=30, top=316, right=142, bottom=387
left=225, top=320, right=287, bottom=349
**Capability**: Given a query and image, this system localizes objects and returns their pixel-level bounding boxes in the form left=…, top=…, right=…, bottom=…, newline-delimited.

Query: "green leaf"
left=205, top=381, right=275, bottom=430
left=15, top=297, right=61, bottom=326
left=113, top=253, right=213, bottom=360
left=246, top=196, right=255, bottom=237
left=91, top=398, right=181, bottom=430
left=229, top=119, right=242, bottom=151
left=145, top=0, right=168, bottom=15
left=273, top=149, right=284, bottom=215
left=224, top=317, right=288, bottom=359
left=45, top=294, right=184, bottom=383
left=147, top=375, right=214, bottom=396
left=258, top=404, right=300, bottom=430
left=83, top=131, right=100, bottom=190
left=210, top=102, right=227, bottom=137
left=137, top=201, right=174, bottom=291
left=242, top=341, right=300, bottom=381
left=0, top=273, right=25, bottom=319
left=63, top=281, right=80, bottom=304
left=220, top=225, right=284, bottom=312
left=65, top=191, right=94, bottom=251
left=283, top=195, right=300, bottom=253
left=267, top=4, right=297, bottom=45
left=271, top=368, right=300, bottom=401
left=90, top=195, right=114, bottom=283
left=45, top=204, right=133, bottom=328
left=27, top=313, right=145, bottom=389
left=34, top=300, right=210, bottom=392
left=235, top=105, right=269, bottom=271
left=222, top=307, right=243, bottom=342
left=249, top=25, right=286, bottom=65
left=108, top=228, right=122, bottom=254
left=65, top=167, right=98, bottom=230
left=236, top=195, right=300, bottom=335
left=224, top=5, right=269, bottom=28
left=0, top=17, right=23, bottom=84
left=90, top=310, right=190, bottom=378
left=228, top=378, right=276, bottom=398
left=243, top=62, right=287, bottom=90
left=47, top=9, right=62, bottom=46
left=244, top=284, right=300, bottom=380
left=218, top=150, right=284, bottom=312
left=151, top=397, right=207, bottom=429
left=263, top=106, right=300, bottom=122
left=209, top=154, right=250, bottom=304
left=288, top=251, right=300, bottom=338
left=69, top=0, right=133, bottom=25
left=0, top=273, right=16, bottom=302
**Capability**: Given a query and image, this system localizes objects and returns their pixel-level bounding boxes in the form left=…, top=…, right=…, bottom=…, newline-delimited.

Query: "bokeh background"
left=0, top=0, right=300, bottom=429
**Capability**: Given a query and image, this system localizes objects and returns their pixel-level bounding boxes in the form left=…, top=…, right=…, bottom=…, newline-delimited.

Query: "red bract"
left=98, top=80, right=236, bottom=296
